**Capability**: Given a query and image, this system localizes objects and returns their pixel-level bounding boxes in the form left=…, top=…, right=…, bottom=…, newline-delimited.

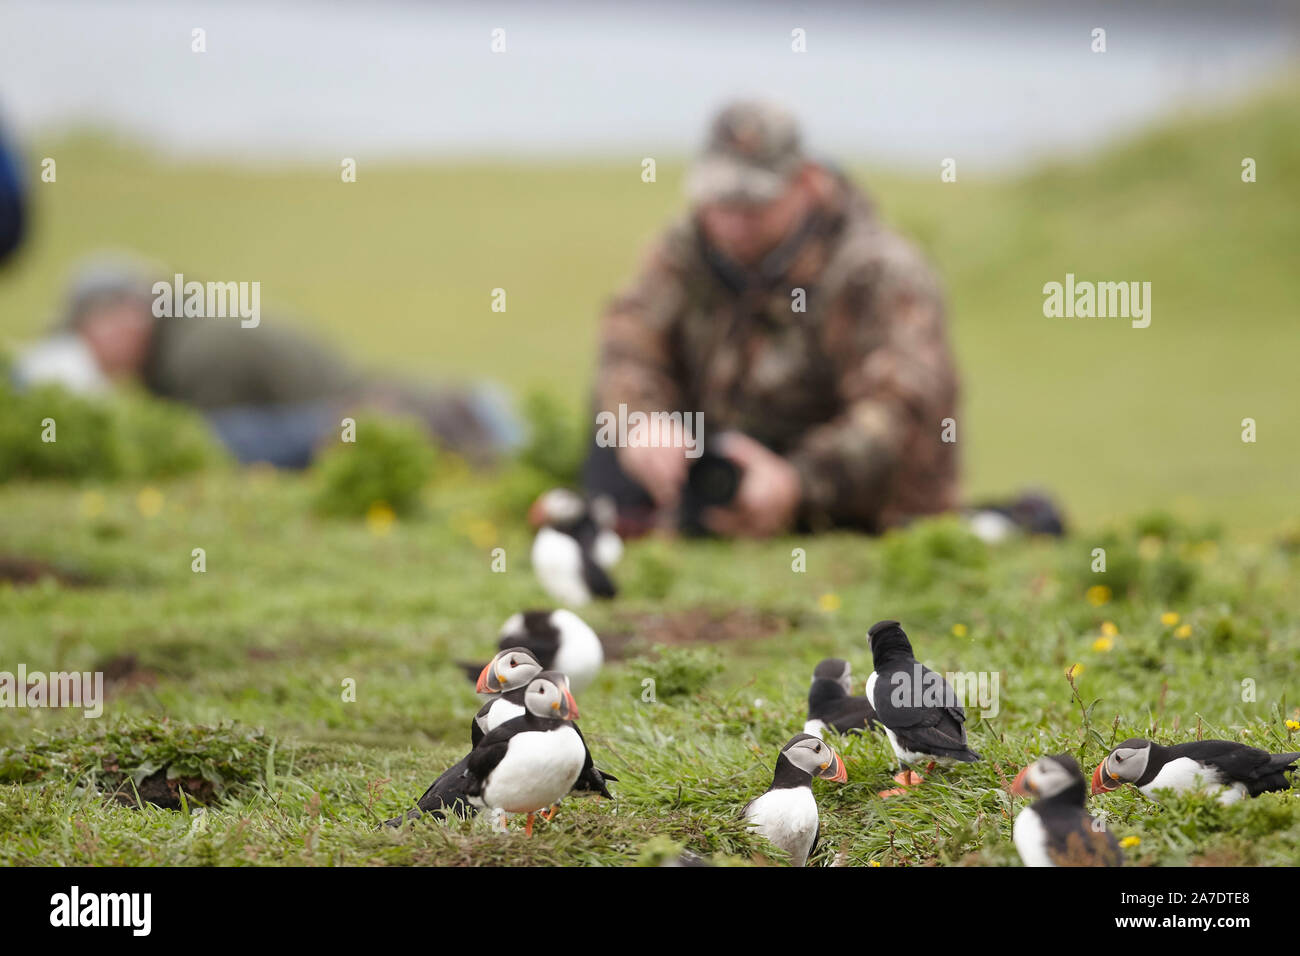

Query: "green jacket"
left=142, top=315, right=362, bottom=409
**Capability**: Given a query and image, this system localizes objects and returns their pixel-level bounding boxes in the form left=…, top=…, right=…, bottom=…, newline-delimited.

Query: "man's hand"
left=704, top=431, right=802, bottom=537
left=616, top=415, right=691, bottom=508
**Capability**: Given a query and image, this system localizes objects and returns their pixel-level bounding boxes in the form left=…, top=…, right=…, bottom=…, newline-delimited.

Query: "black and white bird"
left=1011, top=754, right=1123, bottom=867
left=528, top=489, right=620, bottom=606
left=477, top=657, right=617, bottom=800
left=464, top=671, right=591, bottom=835
left=743, top=734, right=848, bottom=867
left=470, top=647, right=545, bottom=745
left=495, top=608, right=605, bottom=692
left=385, top=648, right=544, bottom=826
left=1092, top=738, right=1300, bottom=805
left=804, top=657, right=879, bottom=739
left=864, top=619, right=981, bottom=795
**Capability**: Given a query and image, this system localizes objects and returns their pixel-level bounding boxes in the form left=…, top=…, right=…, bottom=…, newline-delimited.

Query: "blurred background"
left=1, top=0, right=1298, bottom=531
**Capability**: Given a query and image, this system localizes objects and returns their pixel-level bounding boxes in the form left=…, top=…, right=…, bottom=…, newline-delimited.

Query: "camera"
left=678, top=449, right=742, bottom=536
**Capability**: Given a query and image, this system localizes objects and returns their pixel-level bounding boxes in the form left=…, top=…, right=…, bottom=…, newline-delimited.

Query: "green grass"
left=1, top=473, right=1298, bottom=866
left=1, top=85, right=1299, bottom=866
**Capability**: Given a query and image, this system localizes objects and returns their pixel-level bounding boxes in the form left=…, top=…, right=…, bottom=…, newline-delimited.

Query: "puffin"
left=1011, top=754, right=1123, bottom=867
left=385, top=647, right=544, bottom=826
left=494, top=608, right=605, bottom=693
left=804, top=657, right=879, bottom=739
left=864, top=619, right=981, bottom=796
left=477, top=659, right=617, bottom=799
left=1092, top=738, right=1300, bottom=805
left=470, top=647, right=545, bottom=745
left=464, top=671, right=590, bottom=835
left=743, top=734, right=848, bottom=867
left=528, top=488, right=620, bottom=606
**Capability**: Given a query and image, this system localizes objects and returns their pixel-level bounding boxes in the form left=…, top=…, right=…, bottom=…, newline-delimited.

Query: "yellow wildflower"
left=136, top=486, right=164, bottom=518
left=818, top=593, right=842, bottom=613
left=464, top=517, right=498, bottom=550
left=1086, top=585, right=1111, bottom=607
left=79, top=490, right=106, bottom=519
left=1138, top=536, right=1162, bottom=560
left=366, top=501, right=396, bottom=536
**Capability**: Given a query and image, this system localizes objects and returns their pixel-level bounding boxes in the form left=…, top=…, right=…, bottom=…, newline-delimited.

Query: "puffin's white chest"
left=744, top=787, right=819, bottom=867
left=1139, top=758, right=1245, bottom=804
left=478, top=698, right=525, bottom=736
left=802, top=719, right=827, bottom=739
left=482, top=727, right=586, bottom=813
left=592, top=530, right=622, bottom=569
left=531, top=528, right=591, bottom=606
left=549, top=611, right=604, bottom=693
left=1012, top=807, right=1055, bottom=867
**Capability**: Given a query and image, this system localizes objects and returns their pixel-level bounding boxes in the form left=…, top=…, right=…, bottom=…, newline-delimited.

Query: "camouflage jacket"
left=595, top=172, right=959, bottom=532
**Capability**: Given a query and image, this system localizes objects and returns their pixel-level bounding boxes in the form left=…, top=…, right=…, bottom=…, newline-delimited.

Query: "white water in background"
left=0, top=0, right=1297, bottom=171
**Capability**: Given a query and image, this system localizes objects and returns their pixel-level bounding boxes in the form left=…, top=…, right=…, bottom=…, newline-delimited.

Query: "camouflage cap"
left=686, top=100, right=805, bottom=205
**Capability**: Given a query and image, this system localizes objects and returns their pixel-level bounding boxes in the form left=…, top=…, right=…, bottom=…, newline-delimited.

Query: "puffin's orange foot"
left=539, top=804, right=559, bottom=822
left=524, top=813, right=535, bottom=837
left=893, top=769, right=925, bottom=786
left=877, top=787, right=909, bottom=799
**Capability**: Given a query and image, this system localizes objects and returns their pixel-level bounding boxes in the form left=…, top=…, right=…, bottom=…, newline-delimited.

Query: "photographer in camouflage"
left=585, top=101, right=959, bottom=537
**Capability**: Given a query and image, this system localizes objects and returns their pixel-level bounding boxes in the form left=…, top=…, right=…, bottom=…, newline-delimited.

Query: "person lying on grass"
left=12, top=254, right=521, bottom=468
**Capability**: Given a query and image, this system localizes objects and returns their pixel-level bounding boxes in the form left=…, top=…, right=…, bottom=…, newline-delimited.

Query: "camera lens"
left=686, top=452, right=740, bottom=507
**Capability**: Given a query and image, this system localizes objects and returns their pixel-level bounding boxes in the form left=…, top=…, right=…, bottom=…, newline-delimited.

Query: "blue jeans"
left=204, top=402, right=337, bottom=469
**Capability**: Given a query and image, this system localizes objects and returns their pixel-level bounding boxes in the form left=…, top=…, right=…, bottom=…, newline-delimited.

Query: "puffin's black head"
left=1011, top=753, right=1086, bottom=801
left=499, top=609, right=562, bottom=644
left=867, top=619, right=914, bottom=665
left=475, top=646, right=543, bottom=694
left=812, top=658, right=852, bottom=694
left=780, top=733, right=848, bottom=782
left=528, top=488, right=587, bottom=530
left=522, top=670, right=579, bottom=721
left=1092, top=738, right=1152, bottom=794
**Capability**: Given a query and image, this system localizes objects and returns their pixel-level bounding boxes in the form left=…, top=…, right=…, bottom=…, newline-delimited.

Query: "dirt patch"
left=105, top=767, right=216, bottom=810
left=0, top=555, right=95, bottom=588
left=602, top=606, right=792, bottom=658
left=96, top=654, right=159, bottom=695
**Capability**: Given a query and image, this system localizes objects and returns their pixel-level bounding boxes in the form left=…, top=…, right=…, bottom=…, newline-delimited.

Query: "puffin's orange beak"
left=1010, top=766, right=1032, bottom=796
left=527, top=498, right=547, bottom=528
left=1091, top=761, right=1118, bottom=794
left=821, top=753, right=848, bottom=783
left=563, top=687, right=579, bottom=721
left=475, top=662, right=495, bottom=694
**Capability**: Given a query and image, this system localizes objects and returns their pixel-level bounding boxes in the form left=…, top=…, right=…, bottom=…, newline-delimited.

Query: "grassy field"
left=1, top=477, right=1298, bottom=866
left=0, top=85, right=1298, bottom=866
